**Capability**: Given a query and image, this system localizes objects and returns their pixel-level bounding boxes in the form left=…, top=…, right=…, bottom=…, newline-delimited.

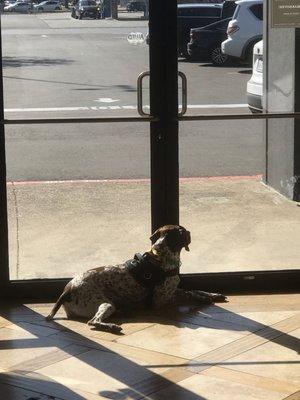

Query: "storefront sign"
left=272, top=0, right=300, bottom=27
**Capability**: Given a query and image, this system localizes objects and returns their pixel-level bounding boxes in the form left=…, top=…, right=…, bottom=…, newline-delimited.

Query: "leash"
left=125, top=252, right=179, bottom=307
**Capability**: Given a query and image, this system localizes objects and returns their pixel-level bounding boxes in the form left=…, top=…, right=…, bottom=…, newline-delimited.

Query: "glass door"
left=0, top=0, right=175, bottom=296
left=177, top=0, right=300, bottom=286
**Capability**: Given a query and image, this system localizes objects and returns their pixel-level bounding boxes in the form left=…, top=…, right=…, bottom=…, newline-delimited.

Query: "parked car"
left=187, top=17, right=232, bottom=65
left=221, top=0, right=263, bottom=63
left=126, top=0, right=145, bottom=12
left=34, top=0, right=61, bottom=11
left=71, top=0, right=100, bottom=18
left=178, top=3, right=223, bottom=57
left=247, top=39, right=263, bottom=112
left=4, top=1, right=33, bottom=12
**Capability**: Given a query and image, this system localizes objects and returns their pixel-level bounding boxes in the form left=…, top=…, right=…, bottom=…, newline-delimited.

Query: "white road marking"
left=188, top=104, right=247, bottom=109
left=4, top=103, right=248, bottom=113
left=122, top=105, right=136, bottom=109
left=94, top=97, right=120, bottom=103
left=8, top=175, right=262, bottom=186
left=108, top=105, right=121, bottom=109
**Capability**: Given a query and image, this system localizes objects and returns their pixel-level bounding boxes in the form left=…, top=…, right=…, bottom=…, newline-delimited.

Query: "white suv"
left=221, top=0, right=263, bottom=62
left=247, top=40, right=263, bottom=113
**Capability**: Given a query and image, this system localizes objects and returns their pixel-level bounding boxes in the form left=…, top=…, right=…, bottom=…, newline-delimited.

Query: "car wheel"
left=210, top=47, right=230, bottom=66
left=78, top=13, right=82, bottom=19
left=38, top=7, right=43, bottom=10
left=55, top=7, right=60, bottom=10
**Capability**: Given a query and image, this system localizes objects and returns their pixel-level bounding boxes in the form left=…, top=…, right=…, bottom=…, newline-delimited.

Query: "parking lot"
left=2, top=12, right=264, bottom=182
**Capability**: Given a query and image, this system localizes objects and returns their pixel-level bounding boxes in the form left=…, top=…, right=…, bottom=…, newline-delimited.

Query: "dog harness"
left=125, top=252, right=180, bottom=307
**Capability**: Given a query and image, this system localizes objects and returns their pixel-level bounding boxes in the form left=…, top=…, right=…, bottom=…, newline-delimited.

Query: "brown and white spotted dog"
left=46, top=225, right=227, bottom=333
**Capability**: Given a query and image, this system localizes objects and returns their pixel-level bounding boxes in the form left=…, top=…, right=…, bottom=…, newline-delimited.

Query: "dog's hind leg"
left=87, top=302, right=122, bottom=333
left=46, top=284, right=72, bottom=321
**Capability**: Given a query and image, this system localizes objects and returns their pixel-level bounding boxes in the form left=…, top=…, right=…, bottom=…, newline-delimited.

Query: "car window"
left=80, top=0, right=96, bottom=5
left=249, top=4, right=263, bottom=20
left=232, top=4, right=240, bottom=18
left=178, top=7, right=221, bottom=17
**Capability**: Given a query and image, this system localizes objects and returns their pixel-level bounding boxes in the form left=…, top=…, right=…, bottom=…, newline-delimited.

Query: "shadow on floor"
left=0, top=300, right=299, bottom=399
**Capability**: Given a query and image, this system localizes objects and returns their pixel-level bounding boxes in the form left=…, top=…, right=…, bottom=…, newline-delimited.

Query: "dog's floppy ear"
left=150, top=228, right=161, bottom=244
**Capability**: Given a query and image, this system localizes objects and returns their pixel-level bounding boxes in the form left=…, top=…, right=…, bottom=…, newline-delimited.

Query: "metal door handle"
left=137, top=71, right=150, bottom=116
left=178, top=71, right=187, bottom=116
left=137, top=70, right=187, bottom=117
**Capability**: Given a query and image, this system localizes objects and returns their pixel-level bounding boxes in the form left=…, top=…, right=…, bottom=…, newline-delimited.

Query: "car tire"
left=78, top=13, right=82, bottom=19
left=38, top=7, right=43, bottom=11
left=210, top=47, right=230, bottom=66
left=55, top=7, right=60, bottom=10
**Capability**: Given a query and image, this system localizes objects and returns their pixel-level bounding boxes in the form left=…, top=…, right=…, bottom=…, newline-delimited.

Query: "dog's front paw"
left=210, top=293, right=228, bottom=303
left=89, top=322, right=123, bottom=334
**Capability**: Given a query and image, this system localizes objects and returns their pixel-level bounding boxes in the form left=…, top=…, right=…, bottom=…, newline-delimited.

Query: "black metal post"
left=149, top=0, right=179, bottom=233
left=0, top=14, right=9, bottom=294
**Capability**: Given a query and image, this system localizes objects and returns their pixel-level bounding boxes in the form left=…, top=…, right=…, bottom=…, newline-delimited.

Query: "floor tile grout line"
left=111, top=322, right=158, bottom=342
left=5, top=344, right=92, bottom=376
left=187, top=314, right=300, bottom=369
left=47, top=324, right=191, bottom=367
left=36, top=313, right=300, bottom=369
left=205, top=365, right=299, bottom=394
left=283, top=390, right=300, bottom=399
left=5, top=320, right=63, bottom=337
left=121, top=367, right=196, bottom=400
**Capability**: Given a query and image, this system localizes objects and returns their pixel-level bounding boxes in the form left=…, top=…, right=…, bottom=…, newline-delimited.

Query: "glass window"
left=178, top=7, right=221, bottom=17
left=250, top=4, right=263, bottom=20
left=6, top=123, right=150, bottom=280
left=232, top=4, right=240, bottom=18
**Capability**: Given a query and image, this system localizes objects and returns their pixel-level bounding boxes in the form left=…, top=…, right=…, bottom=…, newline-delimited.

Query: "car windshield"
left=80, top=0, right=96, bottom=5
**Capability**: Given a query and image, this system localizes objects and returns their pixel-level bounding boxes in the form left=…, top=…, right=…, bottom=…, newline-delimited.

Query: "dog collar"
left=125, top=252, right=180, bottom=306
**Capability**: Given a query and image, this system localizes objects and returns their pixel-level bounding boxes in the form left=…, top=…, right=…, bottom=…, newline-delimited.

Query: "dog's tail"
left=45, top=283, right=71, bottom=321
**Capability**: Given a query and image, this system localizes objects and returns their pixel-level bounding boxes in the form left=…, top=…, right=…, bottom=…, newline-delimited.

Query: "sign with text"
left=272, top=0, right=300, bottom=27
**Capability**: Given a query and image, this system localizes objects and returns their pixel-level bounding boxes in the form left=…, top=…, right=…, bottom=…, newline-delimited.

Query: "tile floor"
left=0, top=294, right=299, bottom=400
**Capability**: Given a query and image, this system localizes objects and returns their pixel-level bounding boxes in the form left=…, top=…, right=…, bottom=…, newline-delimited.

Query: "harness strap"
left=125, top=252, right=179, bottom=307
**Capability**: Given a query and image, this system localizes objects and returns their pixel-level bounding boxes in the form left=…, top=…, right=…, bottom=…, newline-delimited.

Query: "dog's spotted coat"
left=46, top=225, right=226, bottom=333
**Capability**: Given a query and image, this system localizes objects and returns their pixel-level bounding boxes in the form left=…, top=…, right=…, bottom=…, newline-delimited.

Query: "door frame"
left=0, top=2, right=299, bottom=301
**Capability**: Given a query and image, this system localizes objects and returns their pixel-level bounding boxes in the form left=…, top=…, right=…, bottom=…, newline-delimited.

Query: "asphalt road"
left=2, top=12, right=264, bottom=181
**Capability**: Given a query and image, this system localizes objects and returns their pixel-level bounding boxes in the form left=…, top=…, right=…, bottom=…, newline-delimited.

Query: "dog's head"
left=150, top=225, right=191, bottom=254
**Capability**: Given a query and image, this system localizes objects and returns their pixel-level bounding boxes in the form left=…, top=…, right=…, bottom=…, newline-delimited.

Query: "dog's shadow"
left=52, top=300, right=270, bottom=335
left=36, top=300, right=300, bottom=356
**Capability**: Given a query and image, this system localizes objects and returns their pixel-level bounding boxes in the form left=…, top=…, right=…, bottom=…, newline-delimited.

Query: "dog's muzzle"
left=184, top=230, right=191, bottom=251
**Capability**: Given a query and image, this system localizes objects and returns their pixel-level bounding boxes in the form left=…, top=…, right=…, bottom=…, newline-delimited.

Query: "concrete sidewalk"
left=7, top=177, right=300, bottom=280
